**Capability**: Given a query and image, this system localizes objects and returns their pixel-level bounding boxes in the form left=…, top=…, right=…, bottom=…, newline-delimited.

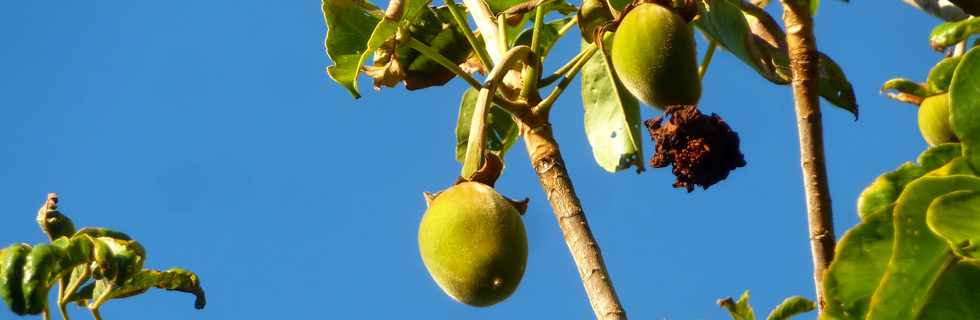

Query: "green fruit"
left=918, top=94, right=958, bottom=146
left=418, top=182, right=527, bottom=307
left=611, top=3, right=700, bottom=109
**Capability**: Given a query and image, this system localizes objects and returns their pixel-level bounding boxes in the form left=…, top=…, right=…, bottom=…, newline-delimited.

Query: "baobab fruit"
left=418, top=182, right=527, bottom=307
left=612, top=2, right=700, bottom=109
left=918, top=94, right=957, bottom=146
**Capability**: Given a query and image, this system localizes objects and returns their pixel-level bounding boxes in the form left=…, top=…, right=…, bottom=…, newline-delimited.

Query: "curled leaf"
left=927, top=56, right=962, bottom=94
left=949, top=47, right=980, bottom=170
left=930, top=16, right=980, bottom=51
left=881, top=78, right=928, bottom=105
left=856, top=143, right=960, bottom=219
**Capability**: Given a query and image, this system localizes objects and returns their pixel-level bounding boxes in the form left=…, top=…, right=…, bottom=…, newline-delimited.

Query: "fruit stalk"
left=462, top=1, right=626, bottom=318
left=779, top=0, right=836, bottom=313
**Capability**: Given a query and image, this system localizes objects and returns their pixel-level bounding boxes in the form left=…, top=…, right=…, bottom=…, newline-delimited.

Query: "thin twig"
left=539, top=46, right=592, bottom=87
left=779, top=0, right=836, bottom=314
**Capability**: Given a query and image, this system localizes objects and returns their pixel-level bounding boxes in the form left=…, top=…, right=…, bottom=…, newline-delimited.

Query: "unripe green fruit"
left=918, top=94, right=958, bottom=146
left=418, top=182, right=527, bottom=307
left=612, top=3, right=700, bottom=109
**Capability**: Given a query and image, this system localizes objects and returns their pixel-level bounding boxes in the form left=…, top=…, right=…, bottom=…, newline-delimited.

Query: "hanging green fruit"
left=611, top=2, right=700, bottom=109
left=418, top=182, right=527, bottom=307
left=918, top=94, right=958, bottom=146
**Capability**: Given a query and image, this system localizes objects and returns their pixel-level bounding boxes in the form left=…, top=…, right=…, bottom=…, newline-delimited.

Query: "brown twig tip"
left=645, top=106, right=747, bottom=192
left=46, top=192, right=59, bottom=208
left=716, top=297, right=735, bottom=308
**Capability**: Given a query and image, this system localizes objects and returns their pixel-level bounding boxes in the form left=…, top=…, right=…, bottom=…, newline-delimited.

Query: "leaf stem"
left=539, top=42, right=594, bottom=87
left=699, top=40, right=718, bottom=80
left=520, top=5, right=547, bottom=101
left=779, top=0, right=836, bottom=314
left=537, top=43, right=599, bottom=114
left=445, top=0, right=495, bottom=70
left=403, top=36, right=482, bottom=88
left=556, top=16, right=579, bottom=40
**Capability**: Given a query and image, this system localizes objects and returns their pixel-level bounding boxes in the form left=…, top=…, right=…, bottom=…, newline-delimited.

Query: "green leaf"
left=949, top=47, right=980, bottom=171
left=927, top=190, right=980, bottom=259
left=36, top=204, right=75, bottom=241
left=0, top=244, right=31, bottom=315
left=514, top=17, right=573, bottom=57
left=925, top=156, right=976, bottom=177
left=766, top=296, right=814, bottom=320
left=867, top=175, right=980, bottom=320
left=331, top=0, right=434, bottom=95
left=695, top=0, right=858, bottom=116
left=719, top=291, right=756, bottom=320
left=580, top=38, right=644, bottom=173
left=822, top=204, right=895, bottom=319
left=927, top=56, right=962, bottom=94
left=455, top=88, right=520, bottom=163
left=809, top=0, right=819, bottom=17
left=391, top=6, right=473, bottom=90
left=881, top=78, right=930, bottom=98
left=930, top=16, right=980, bottom=51
left=696, top=0, right=782, bottom=83
left=856, top=143, right=961, bottom=219
left=79, top=269, right=206, bottom=310
left=736, top=291, right=757, bottom=320
left=816, top=52, right=858, bottom=117
left=918, top=260, right=980, bottom=319
left=323, top=0, right=383, bottom=98
left=21, top=244, right=69, bottom=314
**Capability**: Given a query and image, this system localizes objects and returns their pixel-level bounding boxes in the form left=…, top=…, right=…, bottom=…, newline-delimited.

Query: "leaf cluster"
left=822, top=29, right=980, bottom=319
left=1, top=194, right=205, bottom=320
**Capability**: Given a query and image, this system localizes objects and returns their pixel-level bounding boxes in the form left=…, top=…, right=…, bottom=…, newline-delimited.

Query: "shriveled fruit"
left=418, top=182, right=527, bottom=307
left=918, top=94, right=958, bottom=146
left=611, top=3, right=700, bottom=109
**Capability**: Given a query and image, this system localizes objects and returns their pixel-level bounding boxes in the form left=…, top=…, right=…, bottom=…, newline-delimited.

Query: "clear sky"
left=0, top=1, right=949, bottom=319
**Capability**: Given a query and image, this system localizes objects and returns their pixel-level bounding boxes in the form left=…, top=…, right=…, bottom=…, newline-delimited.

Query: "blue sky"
left=0, top=1, right=948, bottom=319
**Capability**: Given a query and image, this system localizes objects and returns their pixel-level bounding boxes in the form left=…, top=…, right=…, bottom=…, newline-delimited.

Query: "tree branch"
left=521, top=116, right=626, bottom=320
left=779, top=0, right=836, bottom=314
left=462, top=1, right=627, bottom=318
left=902, top=0, right=970, bottom=21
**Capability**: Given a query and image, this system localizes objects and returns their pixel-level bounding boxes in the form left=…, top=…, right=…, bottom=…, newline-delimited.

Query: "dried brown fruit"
left=645, top=106, right=746, bottom=192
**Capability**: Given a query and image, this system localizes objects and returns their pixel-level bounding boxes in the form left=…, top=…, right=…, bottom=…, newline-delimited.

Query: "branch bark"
left=523, top=117, right=626, bottom=320
left=779, top=0, right=836, bottom=314
left=902, top=0, right=970, bottom=21
left=461, top=0, right=626, bottom=318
